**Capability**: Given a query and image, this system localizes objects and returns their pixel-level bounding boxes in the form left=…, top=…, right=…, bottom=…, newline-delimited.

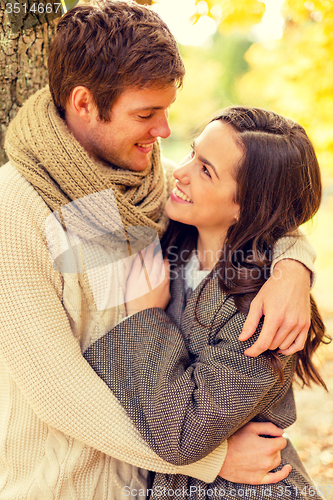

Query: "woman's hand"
left=219, top=422, right=292, bottom=484
left=125, top=243, right=171, bottom=315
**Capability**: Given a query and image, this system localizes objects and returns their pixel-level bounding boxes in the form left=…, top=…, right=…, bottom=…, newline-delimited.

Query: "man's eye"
left=139, top=114, right=153, bottom=120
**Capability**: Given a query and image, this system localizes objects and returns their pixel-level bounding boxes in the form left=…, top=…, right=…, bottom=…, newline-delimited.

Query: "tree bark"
left=0, top=0, right=61, bottom=165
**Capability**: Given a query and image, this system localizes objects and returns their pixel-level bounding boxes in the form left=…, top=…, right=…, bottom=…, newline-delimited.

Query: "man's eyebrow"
left=134, top=106, right=161, bottom=111
left=193, top=140, right=220, bottom=180
left=134, top=96, right=177, bottom=112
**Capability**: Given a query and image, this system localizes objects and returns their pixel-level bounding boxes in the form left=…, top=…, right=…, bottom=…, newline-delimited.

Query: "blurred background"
left=150, top=0, right=333, bottom=493
left=0, top=0, right=332, bottom=494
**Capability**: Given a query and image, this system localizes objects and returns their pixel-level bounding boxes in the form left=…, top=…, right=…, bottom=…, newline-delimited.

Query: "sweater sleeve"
left=84, top=302, right=295, bottom=466
left=271, top=229, right=316, bottom=286
left=0, top=165, right=225, bottom=483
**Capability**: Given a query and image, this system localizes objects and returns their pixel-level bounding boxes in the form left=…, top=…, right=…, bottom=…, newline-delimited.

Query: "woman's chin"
left=165, top=198, right=179, bottom=222
left=165, top=203, right=184, bottom=225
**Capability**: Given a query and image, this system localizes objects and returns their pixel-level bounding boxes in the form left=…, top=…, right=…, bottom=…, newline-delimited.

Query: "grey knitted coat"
left=84, top=267, right=322, bottom=500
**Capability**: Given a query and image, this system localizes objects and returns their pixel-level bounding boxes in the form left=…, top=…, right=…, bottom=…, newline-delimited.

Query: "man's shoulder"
left=0, top=161, right=26, bottom=186
left=0, top=161, right=19, bottom=179
left=0, top=162, right=49, bottom=219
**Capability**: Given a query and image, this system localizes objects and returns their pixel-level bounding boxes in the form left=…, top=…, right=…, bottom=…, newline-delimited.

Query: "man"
left=1, top=1, right=315, bottom=498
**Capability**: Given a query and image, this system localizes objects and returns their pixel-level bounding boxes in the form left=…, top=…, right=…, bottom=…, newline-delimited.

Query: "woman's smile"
left=170, top=184, right=193, bottom=204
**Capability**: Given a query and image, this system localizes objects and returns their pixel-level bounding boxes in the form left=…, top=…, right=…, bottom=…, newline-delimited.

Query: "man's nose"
left=149, top=113, right=171, bottom=139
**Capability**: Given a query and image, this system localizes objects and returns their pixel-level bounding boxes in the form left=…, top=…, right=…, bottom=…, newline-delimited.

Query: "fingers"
left=279, top=330, right=308, bottom=356
left=243, top=317, right=281, bottom=357
left=141, top=243, right=156, bottom=276
left=261, top=465, right=292, bottom=485
left=267, top=436, right=288, bottom=453
left=265, top=324, right=298, bottom=351
left=239, top=421, right=287, bottom=455
left=238, top=297, right=263, bottom=342
left=278, top=326, right=308, bottom=355
left=163, top=257, right=170, bottom=281
left=221, top=421, right=289, bottom=485
left=248, top=421, right=284, bottom=438
left=137, top=244, right=170, bottom=299
left=268, top=315, right=309, bottom=351
left=125, top=253, right=149, bottom=303
left=130, top=252, right=145, bottom=280
left=139, top=251, right=153, bottom=292
left=244, top=317, right=309, bottom=357
left=146, top=247, right=168, bottom=290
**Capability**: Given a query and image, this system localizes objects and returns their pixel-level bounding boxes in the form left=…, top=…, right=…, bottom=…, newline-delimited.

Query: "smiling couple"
left=1, top=1, right=326, bottom=499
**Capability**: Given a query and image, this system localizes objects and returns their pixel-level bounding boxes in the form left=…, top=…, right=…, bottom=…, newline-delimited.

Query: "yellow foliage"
left=199, top=0, right=266, bottom=32
left=238, top=1, right=333, bottom=175
left=169, top=54, right=223, bottom=140
left=283, top=0, right=333, bottom=24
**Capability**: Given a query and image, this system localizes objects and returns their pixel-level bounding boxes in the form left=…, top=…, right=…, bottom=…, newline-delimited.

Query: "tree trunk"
left=0, top=0, right=61, bottom=165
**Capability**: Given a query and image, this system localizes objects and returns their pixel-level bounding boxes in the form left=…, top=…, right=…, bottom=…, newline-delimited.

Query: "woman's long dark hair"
left=162, top=106, right=329, bottom=389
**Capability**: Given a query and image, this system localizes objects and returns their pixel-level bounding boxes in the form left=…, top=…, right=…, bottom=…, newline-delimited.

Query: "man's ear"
left=68, top=86, right=96, bottom=123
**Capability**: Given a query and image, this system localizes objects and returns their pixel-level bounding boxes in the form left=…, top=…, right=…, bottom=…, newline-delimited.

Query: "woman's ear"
left=234, top=207, right=240, bottom=222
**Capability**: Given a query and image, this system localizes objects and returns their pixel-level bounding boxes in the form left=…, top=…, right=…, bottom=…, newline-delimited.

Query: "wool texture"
left=0, top=87, right=228, bottom=498
left=0, top=162, right=228, bottom=500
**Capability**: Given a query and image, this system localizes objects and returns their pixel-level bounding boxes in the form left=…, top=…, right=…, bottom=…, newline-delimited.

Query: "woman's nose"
left=173, top=157, right=192, bottom=184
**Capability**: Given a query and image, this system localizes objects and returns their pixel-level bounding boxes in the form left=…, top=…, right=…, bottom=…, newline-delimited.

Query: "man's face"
left=85, top=85, right=177, bottom=171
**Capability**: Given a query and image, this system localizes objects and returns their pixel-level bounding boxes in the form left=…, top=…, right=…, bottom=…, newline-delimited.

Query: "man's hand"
left=239, top=260, right=311, bottom=357
left=219, top=422, right=292, bottom=485
left=125, top=243, right=170, bottom=315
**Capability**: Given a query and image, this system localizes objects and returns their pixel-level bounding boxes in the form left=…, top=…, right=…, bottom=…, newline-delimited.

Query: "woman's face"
left=165, top=120, right=243, bottom=241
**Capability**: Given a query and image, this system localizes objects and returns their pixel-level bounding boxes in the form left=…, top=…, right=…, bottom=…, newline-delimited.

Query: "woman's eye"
left=202, top=165, right=211, bottom=178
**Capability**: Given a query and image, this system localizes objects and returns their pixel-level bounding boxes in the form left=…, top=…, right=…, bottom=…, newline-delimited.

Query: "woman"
left=84, top=106, right=328, bottom=499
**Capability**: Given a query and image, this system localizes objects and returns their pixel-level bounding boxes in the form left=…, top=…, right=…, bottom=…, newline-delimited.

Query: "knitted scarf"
left=5, top=87, right=168, bottom=246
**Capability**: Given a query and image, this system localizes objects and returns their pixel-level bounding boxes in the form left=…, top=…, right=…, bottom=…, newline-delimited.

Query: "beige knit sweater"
left=0, top=162, right=316, bottom=500
left=0, top=162, right=230, bottom=500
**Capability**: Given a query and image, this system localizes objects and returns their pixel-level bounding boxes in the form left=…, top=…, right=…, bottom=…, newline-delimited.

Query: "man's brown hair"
left=48, top=0, right=185, bottom=120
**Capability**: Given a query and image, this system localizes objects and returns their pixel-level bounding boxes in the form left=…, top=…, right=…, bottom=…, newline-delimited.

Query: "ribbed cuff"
left=271, top=231, right=316, bottom=288
left=173, top=441, right=228, bottom=482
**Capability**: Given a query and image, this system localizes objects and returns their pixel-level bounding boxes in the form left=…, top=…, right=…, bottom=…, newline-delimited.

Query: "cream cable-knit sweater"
left=0, top=161, right=316, bottom=500
left=0, top=163, right=228, bottom=500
